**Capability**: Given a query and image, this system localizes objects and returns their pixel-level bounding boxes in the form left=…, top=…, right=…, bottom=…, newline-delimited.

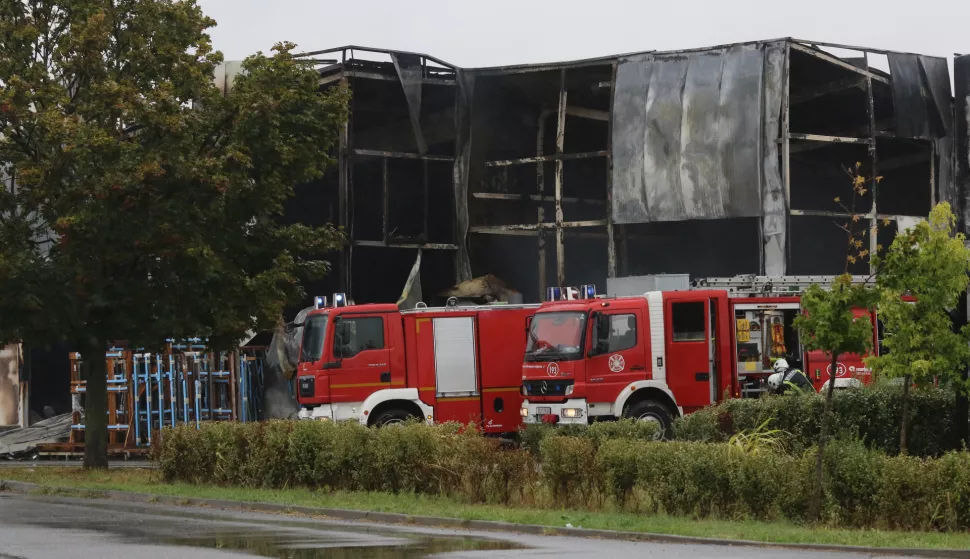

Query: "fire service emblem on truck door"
left=609, top=354, right=625, bottom=373
left=546, top=362, right=560, bottom=376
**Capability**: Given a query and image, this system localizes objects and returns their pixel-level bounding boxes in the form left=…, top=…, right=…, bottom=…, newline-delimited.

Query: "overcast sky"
left=198, top=0, right=969, bottom=68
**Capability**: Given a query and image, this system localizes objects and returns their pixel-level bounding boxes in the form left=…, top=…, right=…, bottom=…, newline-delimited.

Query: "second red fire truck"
left=520, top=276, right=881, bottom=433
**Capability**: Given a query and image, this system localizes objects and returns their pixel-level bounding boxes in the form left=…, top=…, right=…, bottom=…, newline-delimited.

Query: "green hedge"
left=155, top=419, right=970, bottom=531
left=674, top=386, right=958, bottom=457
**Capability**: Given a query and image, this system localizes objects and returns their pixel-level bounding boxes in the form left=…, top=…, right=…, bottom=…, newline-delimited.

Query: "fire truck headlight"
left=520, top=406, right=529, bottom=417
left=561, top=408, right=583, bottom=419
left=565, top=385, right=574, bottom=396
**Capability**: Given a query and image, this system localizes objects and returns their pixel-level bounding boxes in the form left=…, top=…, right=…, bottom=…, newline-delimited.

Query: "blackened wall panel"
left=920, top=56, right=951, bottom=137
left=452, top=70, right=474, bottom=282
left=888, top=54, right=928, bottom=138
left=955, top=54, right=970, bottom=234
left=612, top=44, right=766, bottom=224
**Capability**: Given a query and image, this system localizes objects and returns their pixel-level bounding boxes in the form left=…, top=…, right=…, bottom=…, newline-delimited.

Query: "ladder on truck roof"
left=690, top=275, right=873, bottom=296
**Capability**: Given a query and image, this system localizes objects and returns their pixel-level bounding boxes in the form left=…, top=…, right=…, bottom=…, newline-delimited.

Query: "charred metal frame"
left=296, top=46, right=464, bottom=300
left=782, top=39, right=948, bottom=276
left=293, top=39, right=957, bottom=304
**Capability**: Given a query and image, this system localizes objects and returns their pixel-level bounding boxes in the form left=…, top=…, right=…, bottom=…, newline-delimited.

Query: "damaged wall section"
left=612, top=44, right=770, bottom=224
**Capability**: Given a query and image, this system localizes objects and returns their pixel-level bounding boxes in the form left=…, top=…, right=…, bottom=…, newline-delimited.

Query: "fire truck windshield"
left=300, top=314, right=329, bottom=363
left=524, top=311, right=587, bottom=362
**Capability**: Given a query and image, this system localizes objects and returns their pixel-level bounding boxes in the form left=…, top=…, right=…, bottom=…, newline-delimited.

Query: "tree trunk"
left=82, top=337, right=109, bottom=469
left=811, top=352, right=840, bottom=519
left=899, top=374, right=912, bottom=455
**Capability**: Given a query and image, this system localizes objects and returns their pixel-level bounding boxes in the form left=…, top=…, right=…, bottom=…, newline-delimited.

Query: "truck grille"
left=298, top=375, right=315, bottom=398
left=523, top=379, right=573, bottom=397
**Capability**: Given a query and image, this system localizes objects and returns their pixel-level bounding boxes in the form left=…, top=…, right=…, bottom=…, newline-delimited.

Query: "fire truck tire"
left=372, top=408, right=418, bottom=427
left=623, top=400, right=673, bottom=439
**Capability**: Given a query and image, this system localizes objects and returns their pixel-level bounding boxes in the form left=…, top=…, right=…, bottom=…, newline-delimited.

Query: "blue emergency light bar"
left=545, top=284, right=597, bottom=302
left=314, top=296, right=327, bottom=310
left=333, top=293, right=347, bottom=308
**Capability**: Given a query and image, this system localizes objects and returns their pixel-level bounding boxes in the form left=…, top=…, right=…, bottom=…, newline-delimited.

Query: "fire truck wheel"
left=372, top=408, right=418, bottom=427
left=623, top=400, right=673, bottom=439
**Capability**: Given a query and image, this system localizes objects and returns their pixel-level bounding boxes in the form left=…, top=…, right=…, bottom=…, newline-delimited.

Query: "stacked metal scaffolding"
left=45, top=342, right=267, bottom=455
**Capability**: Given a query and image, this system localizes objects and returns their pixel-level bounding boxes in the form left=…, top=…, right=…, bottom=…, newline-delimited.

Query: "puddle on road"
left=166, top=531, right=519, bottom=558
left=13, top=496, right=524, bottom=558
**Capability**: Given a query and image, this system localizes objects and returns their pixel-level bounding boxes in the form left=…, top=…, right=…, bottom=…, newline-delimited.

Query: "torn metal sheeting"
left=611, top=43, right=770, bottom=224
left=888, top=54, right=951, bottom=139
left=391, top=53, right=427, bottom=155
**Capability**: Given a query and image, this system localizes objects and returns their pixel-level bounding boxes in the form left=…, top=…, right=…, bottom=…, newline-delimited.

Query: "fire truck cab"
left=520, top=276, right=880, bottom=433
left=520, top=286, right=731, bottom=432
left=296, top=295, right=537, bottom=434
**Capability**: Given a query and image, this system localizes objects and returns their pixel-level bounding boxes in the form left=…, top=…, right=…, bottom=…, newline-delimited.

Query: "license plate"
left=536, top=406, right=552, bottom=415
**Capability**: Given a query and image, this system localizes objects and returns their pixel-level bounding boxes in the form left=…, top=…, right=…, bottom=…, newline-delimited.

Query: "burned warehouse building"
left=278, top=39, right=970, bottom=307
left=4, top=37, right=970, bottom=437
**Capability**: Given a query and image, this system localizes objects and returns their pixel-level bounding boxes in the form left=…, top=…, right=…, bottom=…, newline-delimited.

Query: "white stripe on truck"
left=646, top=291, right=665, bottom=382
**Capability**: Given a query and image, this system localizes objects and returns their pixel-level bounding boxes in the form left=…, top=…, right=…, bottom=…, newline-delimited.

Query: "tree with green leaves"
left=0, top=0, right=348, bottom=468
left=793, top=164, right=879, bottom=518
left=867, top=202, right=970, bottom=455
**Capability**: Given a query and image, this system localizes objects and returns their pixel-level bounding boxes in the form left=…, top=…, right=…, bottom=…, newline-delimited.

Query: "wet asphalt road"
left=0, top=493, right=928, bottom=558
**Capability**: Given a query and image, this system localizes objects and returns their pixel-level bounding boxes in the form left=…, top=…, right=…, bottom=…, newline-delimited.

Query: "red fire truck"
left=296, top=295, right=537, bottom=434
left=520, top=276, right=880, bottom=433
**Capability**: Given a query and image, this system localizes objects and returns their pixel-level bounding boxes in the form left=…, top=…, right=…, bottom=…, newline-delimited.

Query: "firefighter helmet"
left=773, top=358, right=789, bottom=374
left=767, top=372, right=784, bottom=391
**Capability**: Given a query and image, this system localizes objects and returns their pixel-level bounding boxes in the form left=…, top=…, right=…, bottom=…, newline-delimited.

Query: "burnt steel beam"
left=566, top=106, right=609, bottom=121
left=344, top=70, right=456, bottom=86
left=790, top=209, right=906, bottom=221
left=791, top=39, right=928, bottom=59
left=471, top=192, right=607, bottom=205
left=605, top=61, right=617, bottom=280
left=353, top=240, right=458, bottom=250
left=352, top=149, right=455, bottom=162
left=319, top=72, right=346, bottom=86
left=485, top=151, right=609, bottom=167
left=537, top=108, right=549, bottom=301
left=786, top=133, right=873, bottom=145
left=469, top=220, right=608, bottom=234
left=789, top=43, right=890, bottom=85
left=865, top=52, right=879, bottom=274
left=554, top=70, right=567, bottom=288
left=790, top=76, right=867, bottom=105
left=296, top=45, right=457, bottom=70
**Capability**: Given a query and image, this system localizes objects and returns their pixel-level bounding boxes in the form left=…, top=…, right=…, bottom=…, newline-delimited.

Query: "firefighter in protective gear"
left=767, top=358, right=813, bottom=395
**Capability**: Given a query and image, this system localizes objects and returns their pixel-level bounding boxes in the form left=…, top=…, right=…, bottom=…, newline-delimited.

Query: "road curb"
left=1, top=478, right=967, bottom=558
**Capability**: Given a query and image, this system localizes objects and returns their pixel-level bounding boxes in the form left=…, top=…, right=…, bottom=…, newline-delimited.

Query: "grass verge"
left=2, top=467, right=970, bottom=550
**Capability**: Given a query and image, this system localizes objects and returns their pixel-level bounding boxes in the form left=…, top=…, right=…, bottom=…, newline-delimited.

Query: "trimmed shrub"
left=154, top=417, right=970, bottom=532
left=674, top=386, right=958, bottom=457
left=596, top=439, right=640, bottom=506
left=539, top=436, right=599, bottom=506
